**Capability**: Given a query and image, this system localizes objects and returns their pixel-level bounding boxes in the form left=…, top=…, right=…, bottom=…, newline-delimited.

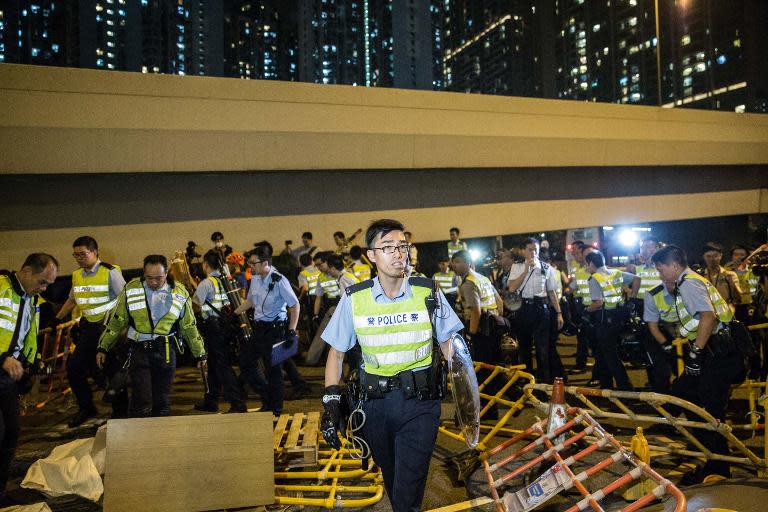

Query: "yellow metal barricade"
left=527, top=383, right=768, bottom=477
left=439, top=363, right=535, bottom=453
left=272, top=411, right=385, bottom=508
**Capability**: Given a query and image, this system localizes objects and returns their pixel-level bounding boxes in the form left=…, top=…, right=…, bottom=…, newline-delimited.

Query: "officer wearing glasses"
left=321, top=219, right=463, bottom=512
left=234, top=244, right=300, bottom=416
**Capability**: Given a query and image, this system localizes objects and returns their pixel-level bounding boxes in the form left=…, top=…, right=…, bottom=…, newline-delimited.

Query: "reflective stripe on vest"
left=350, top=284, right=433, bottom=377
left=124, top=280, right=188, bottom=338
left=554, top=269, right=563, bottom=301
left=319, top=273, right=340, bottom=298
left=465, top=271, right=497, bottom=313
left=200, top=276, right=229, bottom=316
left=0, top=275, right=37, bottom=364
left=574, top=266, right=593, bottom=305
left=300, top=269, right=321, bottom=295
left=447, top=241, right=466, bottom=258
left=636, top=264, right=662, bottom=300
left=676, top=271, right=734, bottom=340
left=433, top=272, right=457, bottom=294
left=591, top=269, right=624, bottom=309
left=72, top=263, right=121, bottom=322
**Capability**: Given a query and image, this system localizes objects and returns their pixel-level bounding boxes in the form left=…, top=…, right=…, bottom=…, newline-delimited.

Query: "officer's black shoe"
left=226, top=403, right=248, bottom=414
left=68, top=407, right=97, bottom=428
left=193, top=401, right=219, bottom=413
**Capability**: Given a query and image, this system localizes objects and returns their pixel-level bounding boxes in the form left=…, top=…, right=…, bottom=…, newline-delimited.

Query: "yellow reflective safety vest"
left=318, top=272, right=340, bottom=299
left=676, top=271, right=733, bottom=341
left=573, top=264, right=593, bottom=306
left=464, top=270, right=497, bottom=313
left=349, top=277, right=433, bottom=377
left=200, top=275, right=229, bottom=318
left=433, top=271, right=458, bottom=295
left=0, top=273, right=38, bottom=364
left=350, top=262, right=372, bottom=282
left=635, top=264, right=662, bottom=300
left=649, top=284, right=679, bottom=323
left=591, top=269, right=624, bottom=309
left=300, top=268, right=321, bottom=295
left=554, top=268, right=563, bottom=301
left=71, top=262, right=121, bottom=323
left=447, top=241, right=467, bottom=259
left=734, top=268, right=759, bottom=305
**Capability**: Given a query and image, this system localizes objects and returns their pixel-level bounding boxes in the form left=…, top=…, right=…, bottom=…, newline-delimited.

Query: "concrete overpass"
left=1, top=63, right=767, bottom=271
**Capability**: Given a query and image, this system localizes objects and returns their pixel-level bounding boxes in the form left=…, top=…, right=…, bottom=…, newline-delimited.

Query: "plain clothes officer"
left=650, top=245, right=745, bottom=483
left=234, top=245, right=300, bottom=416
left=0, top=254, right=58, bottom=505
left=584, top=250, right=639, bottom=391
left=507, top=238, right=564, bottom=383
left=192, top=250, right=247, bottom=413
left=96, top=255, right=206, bottom=417
left=321, top=219, right=463, bottom=512
left=52, top=236, right=126, bottom=427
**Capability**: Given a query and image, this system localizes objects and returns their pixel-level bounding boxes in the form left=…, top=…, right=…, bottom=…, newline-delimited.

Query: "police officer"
left=234, top=245, right=300, bottom=416
left=96, top=255, right=206, bottom=417
left=433, top=257, right=459, bottom=310
left=702, top=242, right=742, bottom=310
left=567, top=241, right=593, bottom=373
left=507, top=238, right=564, bottom=383
left=584, top=250, right=639, bottom=390
left=348, top=246, right=373, bottom=282
left=626, top=237, right=662, bottom=316
left=650, top=245, right=744, bottom=483
left=298, top=253, right=321, bottom=339
left=321, top=219, right=463, bottom=512
left=192, top=250, right=247, bottom=413
left=0, top=254, right=58, bottom=505
left=307, top=254, right=359, bottom=366
left=447, top=227, right=468, bottom=259
left=643, top=278, right=679, bottom=393
left=51, top=236, right=127, bottom=427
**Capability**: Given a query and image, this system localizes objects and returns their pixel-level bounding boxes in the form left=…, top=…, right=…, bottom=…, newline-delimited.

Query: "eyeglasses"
left=371, top=244, right=410, bottom=255
left=248, top=260, right=264, bottom=267
left=72, top=251, right=91, bottom=258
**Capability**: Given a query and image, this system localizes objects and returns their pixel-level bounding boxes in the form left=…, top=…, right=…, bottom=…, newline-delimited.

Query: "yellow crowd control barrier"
left=526, top=383, right=768, bottom=477
left=21, top=319, right=79, bottom=414
left=272, top=412, right=385, bottom=508
left=439, top=363, right=535, bottom=453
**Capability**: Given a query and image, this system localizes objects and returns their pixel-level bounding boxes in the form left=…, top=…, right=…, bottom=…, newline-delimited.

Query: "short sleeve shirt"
left=508, top=260, right=558, bottom=298
left=248, top=268, right=298, bottom=321
left=322, top=277, right=464, bottom=354
left=588, top=267, right=636, bottom=302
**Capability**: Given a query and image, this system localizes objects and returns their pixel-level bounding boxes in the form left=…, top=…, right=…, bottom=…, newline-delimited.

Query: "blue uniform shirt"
left=248, top=268, right=298, bottom=322
left=644, top=268, right=719, bottom=329
left=322, top=276, right=464, bottom=354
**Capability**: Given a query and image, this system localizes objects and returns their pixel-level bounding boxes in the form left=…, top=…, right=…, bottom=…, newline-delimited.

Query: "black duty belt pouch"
left=361, top=367, right=436, bottom=401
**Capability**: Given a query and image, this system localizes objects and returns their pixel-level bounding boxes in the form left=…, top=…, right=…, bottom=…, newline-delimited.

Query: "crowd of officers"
left=0, top=224, right=766, bottom=508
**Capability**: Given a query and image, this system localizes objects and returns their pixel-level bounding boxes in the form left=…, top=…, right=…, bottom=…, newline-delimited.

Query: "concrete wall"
left=1, top=63, right=767, bottom=272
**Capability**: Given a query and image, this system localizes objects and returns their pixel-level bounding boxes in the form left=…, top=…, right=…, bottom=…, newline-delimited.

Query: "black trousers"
left=239, top=321, right=285, bottom=415
left=201, top=317, right=245, bottom=407
left=0, top=373, right=19, bottom=496
left=643, top=330, right=675, bottom=393
left=67, top=319, right=104, bottom=411
left=573, top=300, right=591, bottom=369
left=518, top=302, right=562, bottom=384
left=591, top=311, right=632, bottom=390
left=362, top=390, right=441, bottom=512
left=670, top=339, right=744, bottom=477
left=470, top=330, right=502, bottom=411
left=128, top=344, right=176, bottom=417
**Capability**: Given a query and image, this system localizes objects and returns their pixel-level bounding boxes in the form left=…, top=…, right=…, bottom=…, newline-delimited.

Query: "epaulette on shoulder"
left=100, top=262, right=116, bottom=270
left=649, top=284, right=664, bottom=296
left=271, top=272, right=283, bottom=283
left=408, top=276, right=434, bottom=289
left=345, top=280, right=374, bottom=296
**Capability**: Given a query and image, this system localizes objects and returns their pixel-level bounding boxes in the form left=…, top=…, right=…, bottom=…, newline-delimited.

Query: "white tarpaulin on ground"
left=19, top=425, right=106, bottom=502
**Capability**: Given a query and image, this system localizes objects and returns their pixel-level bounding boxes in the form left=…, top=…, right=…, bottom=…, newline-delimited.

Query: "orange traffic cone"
left=545, top=377, right=568, bottom=444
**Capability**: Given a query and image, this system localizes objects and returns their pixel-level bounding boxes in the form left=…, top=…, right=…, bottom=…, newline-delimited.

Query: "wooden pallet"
left=273, top=411, right=320, bottom=468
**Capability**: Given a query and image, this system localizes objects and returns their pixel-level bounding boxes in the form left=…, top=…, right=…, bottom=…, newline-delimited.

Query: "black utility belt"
left=254, top=319, right=286, bottom=327
left=133, top=335, right=177, bottom=350
left=522, top=297, right=548, bottom=306
left=361, top=367, right=442, bottom=401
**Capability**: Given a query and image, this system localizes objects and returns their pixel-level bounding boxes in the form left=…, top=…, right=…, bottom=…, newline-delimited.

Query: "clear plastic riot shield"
left=448, top=333, right=481, bottom=449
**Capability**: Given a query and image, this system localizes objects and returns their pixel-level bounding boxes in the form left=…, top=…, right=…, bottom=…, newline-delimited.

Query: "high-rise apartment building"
left=0, top=1, right=73, bottom=66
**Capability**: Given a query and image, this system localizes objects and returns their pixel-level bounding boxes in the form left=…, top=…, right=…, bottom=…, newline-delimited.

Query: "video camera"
left=751, top=250, right=768, bottom=276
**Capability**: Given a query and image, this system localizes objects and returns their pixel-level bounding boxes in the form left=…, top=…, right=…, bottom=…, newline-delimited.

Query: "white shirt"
left=508, top=260, right=558, bottom=298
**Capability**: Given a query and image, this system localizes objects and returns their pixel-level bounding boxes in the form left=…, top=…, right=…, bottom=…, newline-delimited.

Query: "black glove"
left=286, top=330, right=299, bottom=349
left=684, top=343, right=707, bottom=376
left=626, top=300, right=638, bottom=319
left=661, top=341, right=675, bottom=354
left=321, top=385, right=343, bottom=450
